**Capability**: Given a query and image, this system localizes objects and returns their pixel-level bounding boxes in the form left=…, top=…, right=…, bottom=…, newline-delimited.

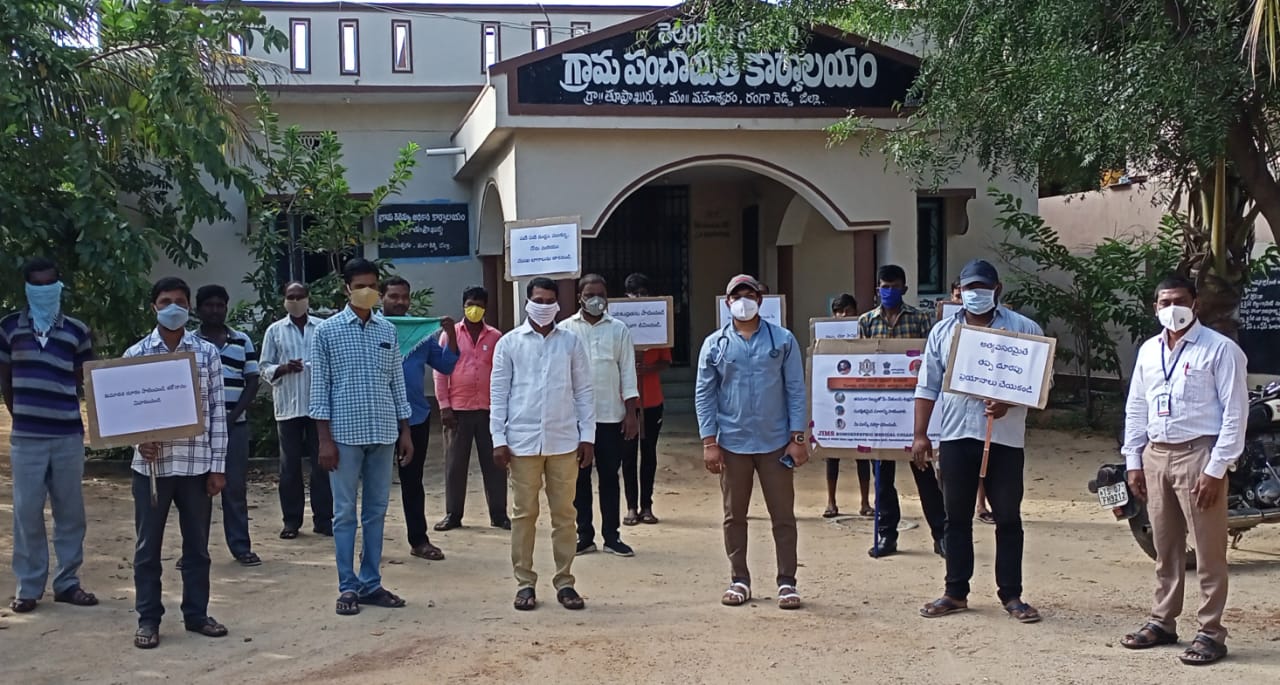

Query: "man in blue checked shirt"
left=695, top=274, right=808, bottom=611
left=381, top=276, right=458, bottom=561
left=309, top=259, right=414, bottom=617
left=913, top=259, right=1044, bottom=625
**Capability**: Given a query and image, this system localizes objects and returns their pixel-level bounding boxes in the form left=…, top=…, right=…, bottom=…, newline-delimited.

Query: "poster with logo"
left=806, top=338, right=927, bottom=460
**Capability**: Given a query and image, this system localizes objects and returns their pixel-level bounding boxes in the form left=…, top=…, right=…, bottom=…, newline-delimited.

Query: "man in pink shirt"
left=434, top=287, right=509, bottom=530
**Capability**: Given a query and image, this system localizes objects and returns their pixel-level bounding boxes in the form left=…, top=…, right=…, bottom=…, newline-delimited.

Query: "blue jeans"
left=329, top=442, right=394, bottom=595
left=11, top=435, right=87, bottom=600
left=220, top=422, right=252, bottom=557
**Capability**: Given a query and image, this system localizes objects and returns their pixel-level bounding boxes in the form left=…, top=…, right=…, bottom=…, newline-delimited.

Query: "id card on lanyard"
left=1157, top=340, right=1187, bottom=418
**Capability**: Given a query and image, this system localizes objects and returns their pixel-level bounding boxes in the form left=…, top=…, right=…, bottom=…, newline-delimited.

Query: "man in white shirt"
left=259, top=281, right=332, bottom=539
left=491, top=277, right=595, bottom=612
left=559, top=274, right=640, bottom=557
left=1118, top=275, right=1247, bottom=666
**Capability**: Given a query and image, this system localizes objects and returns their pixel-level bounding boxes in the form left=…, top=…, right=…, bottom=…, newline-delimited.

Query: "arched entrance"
left=588, top=159, right=867, bottom=367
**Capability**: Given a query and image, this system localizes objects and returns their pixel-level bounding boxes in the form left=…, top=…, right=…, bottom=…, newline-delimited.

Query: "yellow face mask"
left=348, top=286, right=381, bottom=310
left=464, top=305, right=486, bottom=323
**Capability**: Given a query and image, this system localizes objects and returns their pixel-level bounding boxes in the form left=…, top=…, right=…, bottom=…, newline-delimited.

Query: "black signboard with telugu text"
left=376, top=203, right=469, bottom=261
left=1238, top=269, right=1280, bottom=375
left=512, top=20, right=919, bottom=113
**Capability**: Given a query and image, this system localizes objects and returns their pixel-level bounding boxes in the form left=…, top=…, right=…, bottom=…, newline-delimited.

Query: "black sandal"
left=235, top=552, right=262, bottom=567
left=639, top=511, right=660, bottom=525
left=557, top=587, right=585, bottom=610
left=54, top=585, right=98, bottom=607
left=9, top=598, right=37, bottom=613
left=185, top=616, right=228, bottom=638
left=359, top=588, right=406, bottom=608
left=134, top=624, right=160, bottom=649
left=336, top=591, right=360, bottom=616
left=514, top=587, right=537, bottom=611
left=279, top=528, right=299, bottom=540
left=1179, top=634, right=1227, bottom=665
left=1121, top=622, right=1178, bottom=650
left=919, top=596, right=968, bottom=618
left=1004, top=600, right=1042, bottom=624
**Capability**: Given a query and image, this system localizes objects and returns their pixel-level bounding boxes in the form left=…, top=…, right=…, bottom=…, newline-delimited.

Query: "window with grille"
left=916, top=198, right=947, bottom=294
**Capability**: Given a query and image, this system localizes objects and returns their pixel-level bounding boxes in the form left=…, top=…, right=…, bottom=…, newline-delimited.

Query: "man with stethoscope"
left=695, top=274, right=807, bottom=610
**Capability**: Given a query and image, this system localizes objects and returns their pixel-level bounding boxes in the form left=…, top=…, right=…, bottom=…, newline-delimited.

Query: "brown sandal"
left=513, top=588, right=537, bottom=611
left=184, top=616, right=228, bottom=638
left=557, top=587, right=585, bottom=610
left=410, top=543, right=445, bottom=561
left=1121, top=623, right=1178, bottom=649
left=1180, top=635, right=1227, bottom=665
left=1004, top=600, right=1042, bottom=624
left=54, top=585, right=98, bottom=607
left=920, top=596, right=968, bottom=618
left=10, top=598, right=37, bottom=613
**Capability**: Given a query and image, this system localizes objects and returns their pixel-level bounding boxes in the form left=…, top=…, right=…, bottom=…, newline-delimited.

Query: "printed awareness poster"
left=806, top=338, right=927, bottom=460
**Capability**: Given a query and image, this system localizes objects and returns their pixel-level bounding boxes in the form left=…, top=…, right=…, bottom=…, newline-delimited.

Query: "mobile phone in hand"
left=779, top=454, right=796, bottom=469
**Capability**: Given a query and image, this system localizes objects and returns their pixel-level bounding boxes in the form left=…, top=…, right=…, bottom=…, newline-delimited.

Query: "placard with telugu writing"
left=505, top=216, right=582, bottom=281
left=607, top=297, right=674, bottom=350
left=376, top=203, right=469, bottom=261
left=811, top=317, right=860, bottom=341
left=942, top=325, right=1056, bottom=409
left=1238, top=269, right=1280, bottom=374
left=806, top=338, right=926, bottom=460
left=83, top=352, right=206, bottom=449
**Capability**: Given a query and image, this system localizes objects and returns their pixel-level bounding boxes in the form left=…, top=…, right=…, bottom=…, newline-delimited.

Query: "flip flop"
left=822, top=506, right=840, bottom=519
left=514, top=588, right=537, bottom=611
left=977, top=512, right=996, bottom=525
left=1004, top=600, right=1042, bottom=624
left=557, top=587, right=585, bottom=610
left=639, top=511, right=660, bottom=525
left=859, top=505, right=875, bottom=517
left=920, top=596, right=968, bottom=618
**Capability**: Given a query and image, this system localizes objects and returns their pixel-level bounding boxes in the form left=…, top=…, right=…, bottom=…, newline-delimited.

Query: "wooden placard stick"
left=980, top=414, right=994, bottom=479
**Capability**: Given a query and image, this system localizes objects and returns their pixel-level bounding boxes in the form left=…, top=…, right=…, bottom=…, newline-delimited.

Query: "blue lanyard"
left=1160, top=339, right=1187, bottom=386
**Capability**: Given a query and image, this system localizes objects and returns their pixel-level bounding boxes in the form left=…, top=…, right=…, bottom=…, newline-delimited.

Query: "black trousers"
left=577, top=422, right=624, bottom=545
left=622, top=404, right=664, bottom=511
left=826, top=458, right=871, bottom=484
left=277, top=417, right=333, bottom=532
left=875, top=459, right=947, bottom=545
left=443, top=409, right=507, bottom=525
left=399, top=420, right=433, bottom=547
left=132, top=472, right=212, bottom=628
left=939, top=438, right=1025, bottom=603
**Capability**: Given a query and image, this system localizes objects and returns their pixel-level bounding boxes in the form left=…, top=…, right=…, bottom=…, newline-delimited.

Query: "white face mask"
left=729, top=297, right=759, bottom=322
left=525, top=300, right=559, bottom=326
left=1157, top=304, right=1194, bottom=332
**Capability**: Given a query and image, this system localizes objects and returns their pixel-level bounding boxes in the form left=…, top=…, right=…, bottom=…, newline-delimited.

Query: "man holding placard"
left=309, top=259, right=415, bottom=617
left=1, top=258, right=98, bottom=614
left=696, top=274, right=808, bottom=610
left=126, top=277, right=229, bottom=649
left=914, top=259, right=1044, bottom=624
left=622, top=273, right=670, bottom=526
left=1118, top=275, right=1247, bottom=666
left=859, top=266, right=946, bottom=559
left=560, top=274, right=640, bottom=557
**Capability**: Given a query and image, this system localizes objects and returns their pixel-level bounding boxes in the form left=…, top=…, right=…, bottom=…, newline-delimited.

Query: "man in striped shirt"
left=195, top=285, right=261, bottom=567
left=1, top=258, right=98, bottom=613
left=127, top=277, right=229, bottom=649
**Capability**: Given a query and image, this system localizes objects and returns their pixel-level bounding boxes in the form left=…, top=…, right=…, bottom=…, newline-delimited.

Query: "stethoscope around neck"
left=708, top=320, right=781, bottom=367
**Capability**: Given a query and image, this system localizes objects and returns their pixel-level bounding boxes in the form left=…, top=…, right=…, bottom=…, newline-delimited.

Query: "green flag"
left=385, top=316, right=444, bottom=356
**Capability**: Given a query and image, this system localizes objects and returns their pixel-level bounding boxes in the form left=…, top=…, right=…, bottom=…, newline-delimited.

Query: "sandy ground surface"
left=0, top=410, right=1278, bottom=685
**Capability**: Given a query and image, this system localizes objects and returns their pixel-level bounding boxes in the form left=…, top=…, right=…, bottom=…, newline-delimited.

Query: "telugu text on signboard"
left=83, top=352, right=206, bottom=449
left=608, top=297, right=674, bottom=350
left=806, top=338, right=926, bottom=460
left=376, top=203, right=469, bottom=261
left=943, top=325, right=1055, bottom=409
left=505, top=216, right=582, bottom=281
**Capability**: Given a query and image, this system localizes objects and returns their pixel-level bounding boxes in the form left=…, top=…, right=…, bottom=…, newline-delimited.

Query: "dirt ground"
left=0, top=411, right=1277, bottom=685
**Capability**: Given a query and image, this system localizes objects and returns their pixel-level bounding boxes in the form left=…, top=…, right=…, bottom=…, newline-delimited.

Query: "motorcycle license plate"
left=1096, top=482, right=1129, bottom=509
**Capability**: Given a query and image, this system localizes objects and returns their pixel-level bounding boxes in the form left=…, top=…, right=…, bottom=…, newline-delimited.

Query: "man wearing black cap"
left=695, top=275, right=808, bottom=610
left=913, top=259, right=1046, bottom=624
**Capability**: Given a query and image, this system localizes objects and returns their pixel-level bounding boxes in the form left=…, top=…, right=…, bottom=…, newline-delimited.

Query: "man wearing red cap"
left=695, top=275, right=808, bottom=610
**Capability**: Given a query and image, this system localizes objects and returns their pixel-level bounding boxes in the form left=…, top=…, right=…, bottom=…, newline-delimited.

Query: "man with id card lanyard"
left=1118, top=275, right=1248, bottom=666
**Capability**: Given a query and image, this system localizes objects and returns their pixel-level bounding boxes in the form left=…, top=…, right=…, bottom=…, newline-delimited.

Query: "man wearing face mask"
left=125, top=277, right=229, bottom=649
left=380, top=276, right=458, bottom=561
left=435, top=286, right=509, bottom=531
left=696, top=275, right=808, bottom=610
left=1, top=258, right=98, bottom=614
left=859, top=265, right=946, bottom=559
left=491, top=277, right=595, bottom=611
left=260, top=281, right=333, bottom=539
left=559, top=274, right=640, bottom=557
left=309, top=259, right=414, bottom=617
left=914, top=259, right=1045, bottom=624
left=1117, top=275, right=1246, bottom=666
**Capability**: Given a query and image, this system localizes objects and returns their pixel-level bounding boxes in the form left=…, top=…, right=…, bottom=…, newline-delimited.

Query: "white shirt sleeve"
left=1206, top=342, right=1249, bottom=478
left=1121, top=343, right=1150, bottom=470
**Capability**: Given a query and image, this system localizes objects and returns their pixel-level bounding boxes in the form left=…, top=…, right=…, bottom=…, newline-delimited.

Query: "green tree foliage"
left=688, top=0, right=1280, bottom=331
left=0, top=0, right=286, bottom=353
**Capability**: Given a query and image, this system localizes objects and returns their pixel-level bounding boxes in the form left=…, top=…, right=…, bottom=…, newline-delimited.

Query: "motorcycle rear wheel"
left=1128, top=508, right=1197, bottom=570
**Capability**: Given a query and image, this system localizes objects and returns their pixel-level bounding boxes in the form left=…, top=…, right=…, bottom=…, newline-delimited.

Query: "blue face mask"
left=961, top=288, right=997, bottom=315
left=25, top=281, right=64, bottom=333
left=156, top=303, right=190, bottom=332
left=878, top=286, right=904, bottom=310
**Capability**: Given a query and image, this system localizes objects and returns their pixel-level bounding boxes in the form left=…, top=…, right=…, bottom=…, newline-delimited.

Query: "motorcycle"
left=1087, top=381, right=1280, bottom=565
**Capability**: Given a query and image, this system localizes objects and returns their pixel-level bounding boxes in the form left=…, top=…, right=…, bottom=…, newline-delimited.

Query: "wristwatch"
left=792, top=433, right=806, bottom=445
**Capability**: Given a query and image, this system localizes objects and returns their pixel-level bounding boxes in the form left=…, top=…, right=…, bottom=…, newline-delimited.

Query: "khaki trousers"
left=721, top=447, right=798, bottom=586
left=509, top=452, right=578, bottom=591
left=1144, top=437, right=1229, bottom=643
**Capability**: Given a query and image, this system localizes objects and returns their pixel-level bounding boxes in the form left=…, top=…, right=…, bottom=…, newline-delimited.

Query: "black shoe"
left=933, top=539, right=947, bottom=558
left=603, top=540, right=635, bottom=557
left=434, top=516, right=462, bottom=532
left=868, top=541, right=899, bottom=558
left=491, top=518, right=512, bottom=530
left=576, top=540, right=598, bottom=556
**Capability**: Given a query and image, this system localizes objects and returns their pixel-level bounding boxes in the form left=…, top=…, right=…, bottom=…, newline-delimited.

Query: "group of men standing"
left=0, top=252, right=1249, bottom=665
